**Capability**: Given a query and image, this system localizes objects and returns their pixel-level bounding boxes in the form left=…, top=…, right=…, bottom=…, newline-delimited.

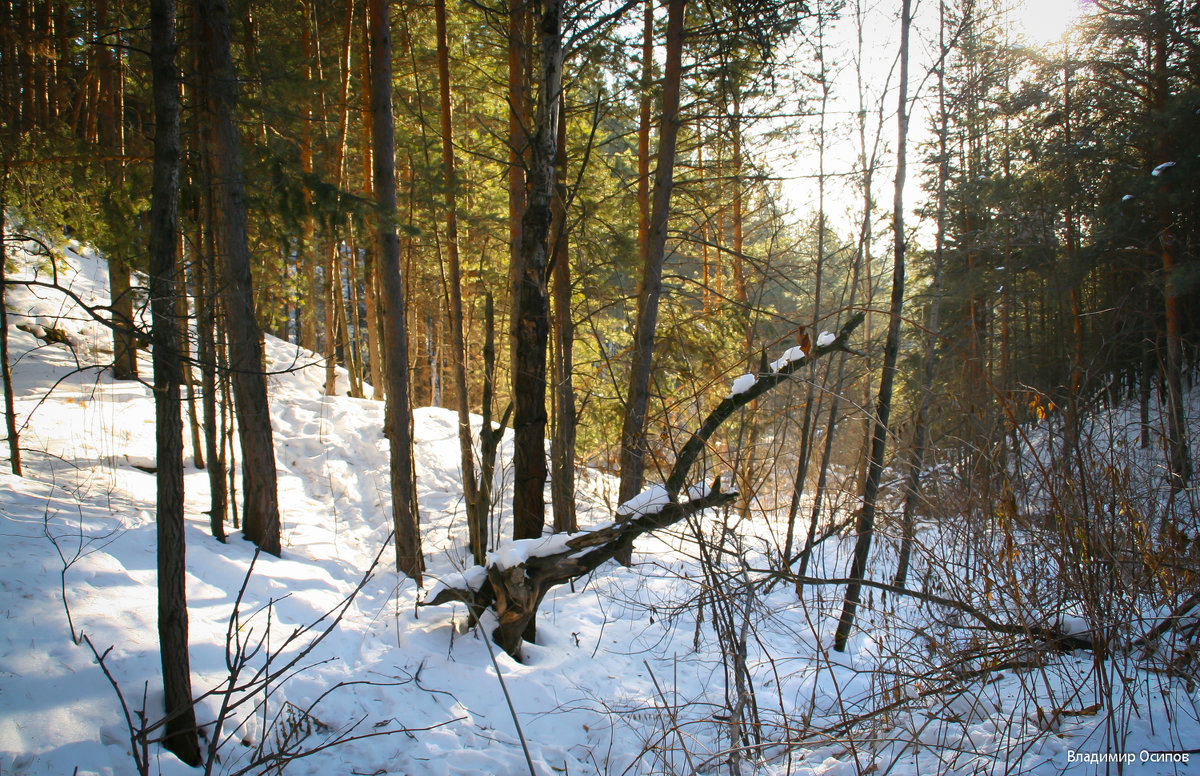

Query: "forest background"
left=0, top=0, right=1198, bottom=769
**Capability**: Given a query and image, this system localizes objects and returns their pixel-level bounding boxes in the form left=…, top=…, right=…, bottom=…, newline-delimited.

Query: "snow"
left=2, top=224, right=1198, bottom=776
left=769, top=345, right=806, bottom=373
left=615, top=483, right=669, bottom=517
left=1123, top=194, right=1135, bottom=201
left=1057, top=613, right=1090, bottom=638
left=427, top=565, right=489, bottom=598
left=727, top=372, right=757, bottom=398
left=487, top=533, right=576, bottom=569
left=1151, top=161, right=1176, bottom=176
left=817, top=330, right=836, bottom=348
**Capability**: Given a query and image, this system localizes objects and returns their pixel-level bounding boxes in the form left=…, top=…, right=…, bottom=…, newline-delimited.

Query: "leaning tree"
left=425, top=313, right=865, bottom=659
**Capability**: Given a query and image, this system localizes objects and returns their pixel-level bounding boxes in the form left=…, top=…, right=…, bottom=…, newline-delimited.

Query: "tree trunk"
left=357, top=0, right=385, bottom=399
left=894, top=0, right=949, bottom=590
left=322, top=231, right=339, bottom=396
left=33, top=0, right=49, bottom=129
left=1, top=182, right=21, bottom=476
left=197, top=257, right=226, bottom=540
left=1140, top=310, right=1152, bottom=449
left=107, top=258, right=138, bottom=379
left=148, top=0, right=201, bottom=762
left=344, top=240, right=365, bottom=398
left=1152, top=0, right=1191, bottom=492
left=617, top=0, right=686, bottom=507
left=834, top=0, right=911, bottom=652
left=197, top=0, right=281, bottom=557
left=434, top=0, right=482, bottom=560
left=177, top=262, right=204, bottom=470
left=367, top=0, right=421, bottom=581
left=783, top=7, right=831, bottom=563
left=550, top=103, right=576, bottom=534
left=298, top=2, right=318, bottom=355
left=635, top=0, right=652, bottom=288
left=17, top=0, right=34, bottom=133
left=333, top=0, right=362, bottom=400
left=96, top=0, right=138, bottom=382
left=510, top=0, right=564, bottom=542
left=194, top=155, right=227, bottom=540
left=467, top=294, right=510, bottom=555
left=1161, top=227, right=1191, bottom=492
left=507, top=0, right=528, bottom=385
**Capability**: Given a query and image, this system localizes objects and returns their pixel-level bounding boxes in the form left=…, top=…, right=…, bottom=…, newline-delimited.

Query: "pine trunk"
left=1, top=185, right=21, bottom=476
left=360, top=4, right=385, bottom=399
left=782, top=11, right=830, bottom=562
left=434, top=0, right=482, bottom=559
left=197, top=0, right=281, bottom=557
left=511, top=0, right=564, bottom=542
left=195, top=168, right=227, bottom=540
left=507, top=0, right=528, bottom=385
left=550, top=105, right=576, bottom=534
left=298, top=4, right=318, bottom=354
left=1152, top=0, right=1192, bottom=492
left=367, top=0, right=421, bottom=581
left=895, top=0, right=948, bottom=589
left=834, top=0, right=911, bottom=652
left=148, top=0, right=201, bottom=762
left=99, top=0, right=137, bottom=382
left=617, top=0, right=685, bottom=506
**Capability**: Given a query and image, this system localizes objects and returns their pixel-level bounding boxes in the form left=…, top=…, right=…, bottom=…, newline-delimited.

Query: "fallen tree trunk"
left=424, top=312, right=866, bottom=659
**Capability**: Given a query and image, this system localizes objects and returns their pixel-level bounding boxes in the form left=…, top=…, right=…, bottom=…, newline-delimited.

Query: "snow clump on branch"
left=616, top=484, right=670, bottom=518
left=769, top=345, right=806, bottom=373
left=727, top=373, right=757, bottom=398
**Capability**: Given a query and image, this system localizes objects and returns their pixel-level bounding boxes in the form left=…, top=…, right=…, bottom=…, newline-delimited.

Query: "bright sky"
left=1010, top=0, right=1091, bottom=45
left=770, top=0, right=1092, bottom=250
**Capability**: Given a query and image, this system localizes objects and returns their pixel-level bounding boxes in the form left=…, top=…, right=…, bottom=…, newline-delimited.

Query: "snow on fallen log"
left=615, top=484, right=669, bottom=517
left=425, top=479, right=732, bottom=607
left=423, top=479, right=738, bottom=658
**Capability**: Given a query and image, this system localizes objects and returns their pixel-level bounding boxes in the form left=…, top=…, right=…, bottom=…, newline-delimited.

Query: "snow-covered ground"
left=1, top=230, right=1198, bottom=775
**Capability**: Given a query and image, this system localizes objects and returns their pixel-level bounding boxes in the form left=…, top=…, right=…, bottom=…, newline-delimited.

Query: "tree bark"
left=192, top=120, right=227, bottom=540
left=782, top=6, right=832, bottom=563
left=617, top=0, right=686, bottom=507
left=368, top=0, right=421, bottom=581
left=107, top=257, right=138, bottom=380
left=834, top=0, right=911, bottom=652
left=467, top=294, right=510, bottom=555
left=507, top=0, right=528, bottom=385
left=197, top=0, right=281, bottom=557
left=298, top=2, right=319, bottom=356
left=98, top=0, right=137, bottom=382
left=1160, top=228, right=1191, bottom=492
left=895, top=0, right=948, bottom=589
left=510, top=0, right=564, bottom=541
left=330, top=4, right=360, bottom=399
left=635, top=0, right=652, bottom=285
left=434, top=0, right=482, bottom=560
left=1151, top=0, right=1191, bottom=493
left=176, top=272, right=204, bottom=470
left=550, top=105, right=576, bottom=534
left=358, top=2, right=385, bottom=399
left=1, top=182, right=21, bottom=476
left=148, top=0, right=201, bottom=762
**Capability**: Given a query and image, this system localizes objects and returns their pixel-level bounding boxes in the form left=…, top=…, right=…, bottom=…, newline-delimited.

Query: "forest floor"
left=1, top=231, right=1198, bottom=775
